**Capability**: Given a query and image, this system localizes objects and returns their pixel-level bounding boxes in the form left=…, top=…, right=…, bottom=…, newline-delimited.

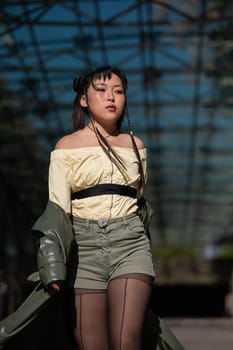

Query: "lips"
left=106, top=105, right=116, bottom=111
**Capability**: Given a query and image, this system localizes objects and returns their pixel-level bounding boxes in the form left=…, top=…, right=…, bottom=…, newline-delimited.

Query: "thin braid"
left=89, top=119, right=127, bottom=174
left=125, top=104, right=146, bottom=190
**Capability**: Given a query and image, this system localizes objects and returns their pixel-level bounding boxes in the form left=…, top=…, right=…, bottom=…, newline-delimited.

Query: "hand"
left=49, top=281, right=62, bottom=292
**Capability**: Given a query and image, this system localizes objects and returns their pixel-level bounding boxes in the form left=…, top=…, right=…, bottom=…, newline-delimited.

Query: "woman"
left=49, top=65, right=155, bottom=350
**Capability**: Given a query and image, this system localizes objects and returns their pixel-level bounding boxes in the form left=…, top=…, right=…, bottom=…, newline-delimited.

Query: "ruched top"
left=48, top=146, right=147, bottom=219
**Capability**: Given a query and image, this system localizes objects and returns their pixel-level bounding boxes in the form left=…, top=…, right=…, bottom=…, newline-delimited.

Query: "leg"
left=108, top=274, right=153, bottom=350
left=72, top=289, right=109, bottom=350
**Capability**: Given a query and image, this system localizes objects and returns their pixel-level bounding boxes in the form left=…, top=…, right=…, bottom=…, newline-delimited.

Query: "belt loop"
left=123, top=215, right=128, bottom=229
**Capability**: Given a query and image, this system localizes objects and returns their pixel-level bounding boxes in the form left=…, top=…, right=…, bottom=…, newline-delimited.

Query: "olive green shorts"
left=71, top=213, right=155, bottom=290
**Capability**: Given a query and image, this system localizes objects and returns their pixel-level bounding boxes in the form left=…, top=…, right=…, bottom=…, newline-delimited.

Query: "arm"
left=35, top=149, right=73, bottom=291
left=36, top=233, right=66, bottom=290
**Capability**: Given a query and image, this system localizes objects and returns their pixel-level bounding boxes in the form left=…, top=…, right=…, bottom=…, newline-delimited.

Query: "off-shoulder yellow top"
left=48, top=146, right=147, bottom=219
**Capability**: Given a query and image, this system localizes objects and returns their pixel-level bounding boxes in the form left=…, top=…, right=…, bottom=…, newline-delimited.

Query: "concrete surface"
left=165, top=317, right=233, bottom=350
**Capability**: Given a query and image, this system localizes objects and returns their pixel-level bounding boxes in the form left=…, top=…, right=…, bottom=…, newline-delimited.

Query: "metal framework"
left=0, top=0, right=233, bottom=263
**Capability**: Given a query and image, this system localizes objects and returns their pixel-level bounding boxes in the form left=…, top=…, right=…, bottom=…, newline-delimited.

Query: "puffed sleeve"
left=48, top=150, right=71, bottom=214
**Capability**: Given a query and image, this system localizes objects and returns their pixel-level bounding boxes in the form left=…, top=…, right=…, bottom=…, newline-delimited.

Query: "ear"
left=80, top=94, right=88, bottom=107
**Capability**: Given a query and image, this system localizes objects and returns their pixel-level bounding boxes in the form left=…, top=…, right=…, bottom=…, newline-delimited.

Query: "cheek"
left=119, top=96, right=126, bottom=109
left=88, top=95, right=102, bottom=109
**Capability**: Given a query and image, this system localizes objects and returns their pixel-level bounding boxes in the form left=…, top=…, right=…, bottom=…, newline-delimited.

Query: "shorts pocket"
left=126, top=215, right=145, bottom=237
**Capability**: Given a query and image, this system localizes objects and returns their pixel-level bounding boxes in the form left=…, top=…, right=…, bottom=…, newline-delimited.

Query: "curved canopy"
left=0, top=0, right=233, bottom=263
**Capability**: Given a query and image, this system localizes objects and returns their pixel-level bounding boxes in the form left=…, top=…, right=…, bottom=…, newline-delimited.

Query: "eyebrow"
left=94, top=82, right=123, bottom=88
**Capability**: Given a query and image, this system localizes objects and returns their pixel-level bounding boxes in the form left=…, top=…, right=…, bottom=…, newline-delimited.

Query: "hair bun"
left=73, top=76, right=84, bottom=93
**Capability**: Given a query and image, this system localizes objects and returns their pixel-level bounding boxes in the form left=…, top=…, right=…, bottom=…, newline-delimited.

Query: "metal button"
left=98, top=218, right=108, bottom=228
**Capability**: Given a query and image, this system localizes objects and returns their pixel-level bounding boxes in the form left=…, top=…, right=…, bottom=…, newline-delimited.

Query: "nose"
left=107, top=89, right=115, bottom=101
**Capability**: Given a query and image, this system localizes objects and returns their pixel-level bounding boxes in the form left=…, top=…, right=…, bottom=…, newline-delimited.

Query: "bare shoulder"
left=118, top=133, right=145, bottom=150
left=132, top=134, right=145, bottom=150
left=54, top=132, right=79, bottom=149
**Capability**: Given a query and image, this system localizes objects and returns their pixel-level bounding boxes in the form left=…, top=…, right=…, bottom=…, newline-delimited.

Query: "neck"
left=87, top=123, right=118, bottom=138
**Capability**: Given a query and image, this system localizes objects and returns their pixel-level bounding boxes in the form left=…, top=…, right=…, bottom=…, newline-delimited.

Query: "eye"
left=115, top=89, right=124, bottom=94
left=95, top=87, right=105, bottom=92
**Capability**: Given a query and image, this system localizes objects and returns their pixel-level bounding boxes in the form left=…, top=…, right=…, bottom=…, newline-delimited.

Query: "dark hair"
left=72, top=65, right=128, bottom=130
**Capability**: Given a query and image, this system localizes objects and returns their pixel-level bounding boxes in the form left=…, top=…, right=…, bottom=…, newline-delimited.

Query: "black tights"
left=72, top=274, right=153, bottom=350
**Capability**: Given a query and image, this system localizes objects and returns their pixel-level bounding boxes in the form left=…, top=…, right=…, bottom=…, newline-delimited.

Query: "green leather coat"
left=0, top=200, right=75, bottom=349
left=0, top=200, right=185, bottom=350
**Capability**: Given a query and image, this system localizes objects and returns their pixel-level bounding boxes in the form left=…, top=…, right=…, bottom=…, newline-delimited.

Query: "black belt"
left=71, top=184, right=137, bottom=200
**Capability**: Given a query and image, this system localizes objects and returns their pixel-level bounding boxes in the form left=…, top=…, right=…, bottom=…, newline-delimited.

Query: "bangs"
left=92, top=68, right=113, bottom=82
left=90, top=66, right=128, bottom=91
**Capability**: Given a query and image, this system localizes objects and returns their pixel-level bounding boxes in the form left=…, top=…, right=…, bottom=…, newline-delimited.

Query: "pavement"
left=165, top=317, right=233, bottom=350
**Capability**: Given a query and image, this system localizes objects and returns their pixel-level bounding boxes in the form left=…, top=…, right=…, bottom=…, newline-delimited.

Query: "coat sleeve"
left=36, top=233, right=67, bottom=287
left=31, top=201, right=74, bottom=288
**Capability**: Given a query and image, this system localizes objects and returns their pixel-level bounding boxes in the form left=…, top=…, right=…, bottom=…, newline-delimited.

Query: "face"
left=80, top=73, right=125, bottom=125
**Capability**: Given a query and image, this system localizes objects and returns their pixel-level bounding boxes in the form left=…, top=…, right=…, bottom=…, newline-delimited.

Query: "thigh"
left=107, top=275, right=153, bottom=350
left=72, top=290, right=109, bottom=350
